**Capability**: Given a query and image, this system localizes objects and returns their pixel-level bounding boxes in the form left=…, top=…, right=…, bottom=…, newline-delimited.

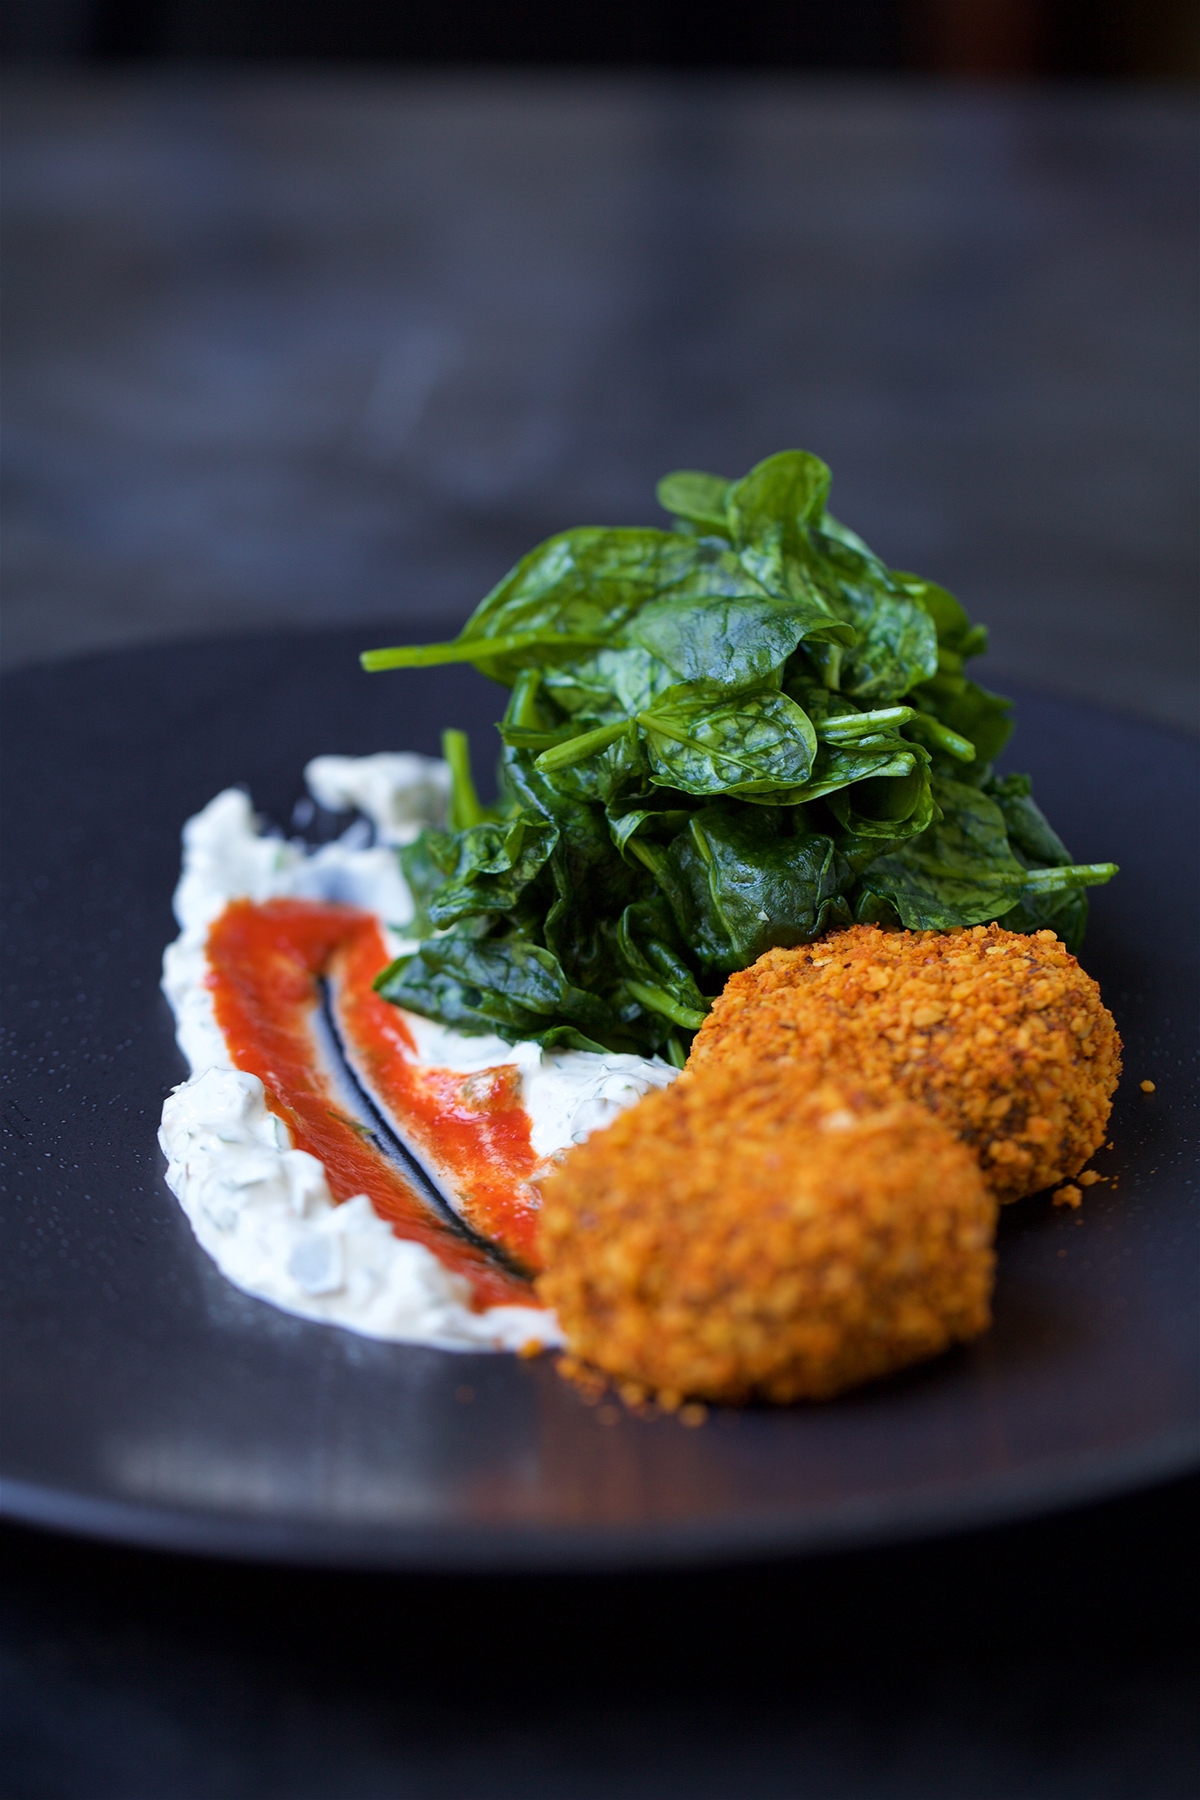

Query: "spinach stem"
left=441, top=729, right=485, bottom=830
left=816, top=706, right=914, bottom=743
left=534, top=719, right=630, bottom=773
left=507, top=668, right=544, bottom=729
left=907, top=711, right=976, bottom=762
left=624, top=978, right=708, bottom=1031
left=1022, top=862, right=1118, bottom=892
left=361, top=630, right=604, bottom=672
left=627, top=838, right=666, bottom=879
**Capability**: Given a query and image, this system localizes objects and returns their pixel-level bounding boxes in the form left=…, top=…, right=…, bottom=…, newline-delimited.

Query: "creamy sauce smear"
left=159, top=756, right=676, bottom=1349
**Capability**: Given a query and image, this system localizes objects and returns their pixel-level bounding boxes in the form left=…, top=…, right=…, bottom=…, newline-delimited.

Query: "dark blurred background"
left=2, top=4, right=1197, bottom=728
left=4, top=0, right=1199, bottom=76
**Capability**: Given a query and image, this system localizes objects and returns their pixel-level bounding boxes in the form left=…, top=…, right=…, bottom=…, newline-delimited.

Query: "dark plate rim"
left=3, top=640, right=1196, bottom=1574
left=3, top=1426, right=1197, bottom=1573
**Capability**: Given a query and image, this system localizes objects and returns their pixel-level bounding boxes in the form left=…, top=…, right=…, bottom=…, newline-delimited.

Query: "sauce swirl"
left=206, top=898, right=535, bottom=1309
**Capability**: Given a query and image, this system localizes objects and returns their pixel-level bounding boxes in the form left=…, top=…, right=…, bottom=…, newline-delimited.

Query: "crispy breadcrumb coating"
left=537, top=1065, right=996, bottom=1404
left=686, top=923, right=1121, bottom=1204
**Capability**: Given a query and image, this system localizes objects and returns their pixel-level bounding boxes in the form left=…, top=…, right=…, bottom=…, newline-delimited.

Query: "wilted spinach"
left=364, top=451, right=1116, bottom=1054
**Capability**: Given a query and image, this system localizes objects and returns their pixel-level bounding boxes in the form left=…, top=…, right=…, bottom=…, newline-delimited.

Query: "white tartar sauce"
left=159, top=756, right=677, bottom=1349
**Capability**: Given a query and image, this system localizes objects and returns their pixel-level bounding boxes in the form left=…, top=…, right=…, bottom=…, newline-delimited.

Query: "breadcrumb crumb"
left=1052, top=1184, right=1082, bottom=1209
left=1140, top=1080, right=1156, bottom=1094
left=686, top=923, right=1121, bottom=1204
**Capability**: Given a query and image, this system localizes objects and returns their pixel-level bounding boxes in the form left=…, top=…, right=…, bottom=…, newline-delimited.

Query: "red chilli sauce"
left=205, top=898, right=539, bottom=1308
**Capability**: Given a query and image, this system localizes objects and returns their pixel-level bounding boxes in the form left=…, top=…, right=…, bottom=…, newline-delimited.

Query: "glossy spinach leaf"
left=424, top=815, right=557, bottom=928
left=983, top=771, right=1088, bottom=952
left=539, top=725, right=648, bottom=805
left=656, top=468, right=733, bottom=535
left=639, top=686, right=818, bottom=797
left=613, top=895, right=710, bottom=1027
left=726, top=451, right=833, bottom=599
left=375, top=929, right=618, bottom=1050
left=655, top=805, right=853, bottom=973
left=606, top=791, right=697, bottom=861
left=397, top=830, right=457, bottom=940
left=630, top=591, right=853, bottom=693
left=800, top=533, right=939, bottom=701
left=985, top=771, right=1073, bottom=865
left=824, top=751, right=935, bottom=840
left=855, top=777, right=1029, bottom=929
left=541, top=644, right=679, bottom=719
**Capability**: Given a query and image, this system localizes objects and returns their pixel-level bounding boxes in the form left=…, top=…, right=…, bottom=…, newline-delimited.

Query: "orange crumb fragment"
left=1052, top=1184, right=1082, bottom=1209
left=1140, top=1080, right=1156, bottom=1093
left=517, top=1338, right=544, bottom=1359
left=1077, top=1170, right=1102, bottom=1187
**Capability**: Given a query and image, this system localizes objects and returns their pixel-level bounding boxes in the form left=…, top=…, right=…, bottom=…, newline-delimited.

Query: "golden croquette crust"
left=685, top=923, right=1121, bottom=1204
left=536, top=1067, right=996, bottom=1405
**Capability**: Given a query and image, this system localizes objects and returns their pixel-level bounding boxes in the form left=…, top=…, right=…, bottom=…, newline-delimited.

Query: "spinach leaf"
left=983, top=771, right=1086, bottom=951
left=726, top=450, right=833, bottom=587
left=629, top=591, right=853, bottom=692
left=375, top=930, right=618, bottom=1050
left=656, top=469, right=733, bottom=535
left=613, top=896, right=710, bottom=1028
left=500, top=748, right=650, bottom=1006
left=893, top=571, right=991, bottom=664
left=824, top=752, right=935, bottom=840
left=606, top=791, right=696, bottom=861
left=855, top=777, right=1029, bottom=929
left=801, top=533, right=939, bottom=702
left=364, top=528, right=679, bottom=687
left=397, top=830, right=457, bottom=940
left=462, top=527, right=668, bottom=649
left=985, top=771, right=1073, bottom=865
left=541, top=644, right=679, bottom=719
left=536, top=725, right=648, bottom=805
left=654, top=806, right=853, bottom=973
left=423, top=816, right=557, bottom=929
left=838, top=593, right=939, bottom=702
left=639, top=687, right=818, bottom=797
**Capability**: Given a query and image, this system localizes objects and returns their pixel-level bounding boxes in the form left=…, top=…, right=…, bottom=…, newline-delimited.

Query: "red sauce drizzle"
left=329, top=923, right=544, bottom=1271
left=205, top=898, right=532, bottom=1309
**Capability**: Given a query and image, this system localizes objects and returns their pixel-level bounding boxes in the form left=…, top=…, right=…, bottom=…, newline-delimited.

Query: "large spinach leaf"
left=856, top=777, right=1031, bottom=929
left=375, top=931, right=619, bottom=1052
left=422, top=816, right=557, bottom=929
left=650, top=806, right=853, bottom=973
left=639, top=687, right=818, bottom=797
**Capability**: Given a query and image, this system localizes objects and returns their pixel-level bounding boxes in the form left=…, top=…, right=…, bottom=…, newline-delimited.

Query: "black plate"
left=2, top=627, right=1196, bottom=1570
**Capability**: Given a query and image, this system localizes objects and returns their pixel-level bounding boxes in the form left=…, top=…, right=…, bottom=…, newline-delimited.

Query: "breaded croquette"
left=536, top=1065, right=996, bottom=1404
left=686, top=923, right=1121, bottom=1204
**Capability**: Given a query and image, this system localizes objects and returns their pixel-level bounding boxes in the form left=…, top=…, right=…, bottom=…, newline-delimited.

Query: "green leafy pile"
left=362, top=451, right=1115, bottom=1062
